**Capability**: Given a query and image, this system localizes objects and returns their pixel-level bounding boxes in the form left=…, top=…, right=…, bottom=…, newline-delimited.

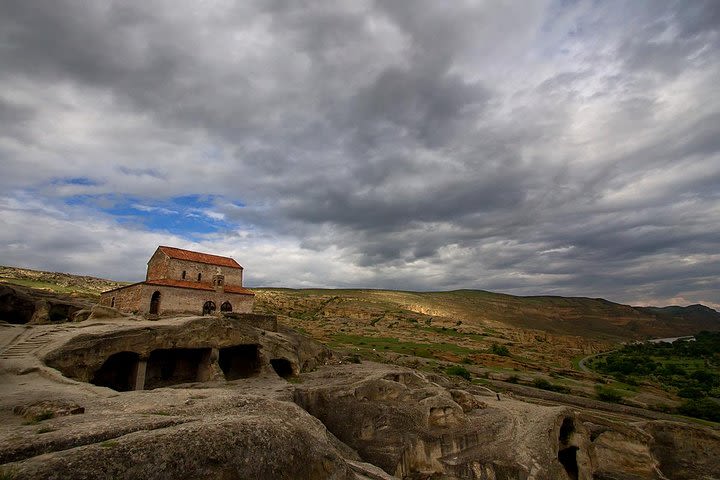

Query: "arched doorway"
left=220, top=301, right=232, bottom=312
left=149, top=291, right=161, bottom=315
left=202, top=300, right=216, bottom=315
left=91, top=351, right=140, bottom=392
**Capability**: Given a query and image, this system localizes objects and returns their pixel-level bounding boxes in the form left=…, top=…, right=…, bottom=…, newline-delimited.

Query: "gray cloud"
left=0, top=0, right=719, bottom=309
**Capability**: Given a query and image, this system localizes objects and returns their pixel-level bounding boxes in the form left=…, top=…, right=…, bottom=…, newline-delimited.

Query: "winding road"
left=577, top=350, right=615, bottom=373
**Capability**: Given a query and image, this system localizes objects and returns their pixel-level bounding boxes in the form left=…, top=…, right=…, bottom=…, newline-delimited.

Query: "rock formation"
left=0, top=284, right=91, bottom=324
left=0, top=313, right=718, bottom=479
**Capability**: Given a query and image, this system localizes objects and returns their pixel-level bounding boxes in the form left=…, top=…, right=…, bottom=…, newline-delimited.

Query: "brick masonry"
left=100, top=247, right=254, bottom=316
left=146, top=250, right=243, bottom=285
left=101, top=283, right=253, bottom=316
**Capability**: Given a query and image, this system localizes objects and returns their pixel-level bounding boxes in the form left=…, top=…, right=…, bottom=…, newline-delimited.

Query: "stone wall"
left=100, top=283, right=144, bottom=312
left=141, top=284, right=253, bottom=316
left=100, top=284, right=254, bottom=315
left=146, top=253, right=243, bottom=286
left=145, top=249, right=168, bottom=281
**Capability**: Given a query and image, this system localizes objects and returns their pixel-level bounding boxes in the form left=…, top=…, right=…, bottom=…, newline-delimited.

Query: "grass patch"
left=100, top=440, right=119, bottom=448
left=420, top=326, right=488, bottom=341
left=0, top=467, right=18, bottom=480
left=446, top=365, right=472, bottom=381
left=329, top=334, right=479, bottom=359
left=589, top=333, right=720, bottom=392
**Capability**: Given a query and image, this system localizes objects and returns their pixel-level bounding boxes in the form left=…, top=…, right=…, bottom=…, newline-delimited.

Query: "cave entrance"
left=91, top=351, right=140, bottom=392
left=48, top=303, right=80, bottom=322
left=219, top=345, right=261, bottom=380
left=558, top=446, right=579, bottom=480
left=202, top=300, right=216, bottom=315
left=270, top=358, right=294, bottom=378
left=0, top=286, right=35, bottom=324
left=144, top=348, right=210, bottom=389
left=149, top=291, right=161, bottom=315
left=558, top=417, right=579, bottom=480
left=559, top=417, right=574, bottom=444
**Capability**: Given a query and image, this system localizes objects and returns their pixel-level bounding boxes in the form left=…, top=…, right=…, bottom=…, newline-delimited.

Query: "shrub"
left=506, top=375, right=519, bottom=384
left=677, top=398, right=720, bottom=422
left=532, top=378, right=570, bottom=394
left=596, top=386, right=623, bottom=403
left=533, top=378, right=552, bottom=389
left=446, top=365, right=472, bottom=381
left=490, top=343, right=511, bottom=357
left=677, top=386, right=706, bottom=399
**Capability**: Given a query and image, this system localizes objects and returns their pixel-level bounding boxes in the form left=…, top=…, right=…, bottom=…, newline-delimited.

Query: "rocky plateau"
left=0, top=307, right=718, bottom=480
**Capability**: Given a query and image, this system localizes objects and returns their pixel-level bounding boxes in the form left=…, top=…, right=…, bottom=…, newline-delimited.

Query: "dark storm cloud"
left=345, top=66, right=490, bottom=149
left=0, top=0, right=719, bottom=308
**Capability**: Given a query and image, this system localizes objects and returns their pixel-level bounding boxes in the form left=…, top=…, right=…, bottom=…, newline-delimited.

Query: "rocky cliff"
left=1, top=313, right=718, bottom=479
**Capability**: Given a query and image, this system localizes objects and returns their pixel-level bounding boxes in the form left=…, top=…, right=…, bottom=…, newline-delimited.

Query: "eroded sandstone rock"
left=1, top=315, right=718, bottom=480
left=13, top=400, right=85, bottom=422
left=294, top=363, right=592, bottom=479
left=5, top=398, right=361, bottom=480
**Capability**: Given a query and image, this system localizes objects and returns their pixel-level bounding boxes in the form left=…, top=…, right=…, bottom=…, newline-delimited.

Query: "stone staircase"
left=0, top=326, right=69, bottom=360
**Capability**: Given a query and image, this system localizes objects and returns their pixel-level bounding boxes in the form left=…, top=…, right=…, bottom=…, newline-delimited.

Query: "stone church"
left=100, top=246, right=255, bottom=316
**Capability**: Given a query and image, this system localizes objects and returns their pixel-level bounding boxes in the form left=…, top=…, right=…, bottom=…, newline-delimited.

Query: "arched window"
left=202, top=300, right=216, bottom=315
left=150, top=291, right=161, bottom=315
left=197, top=273, right=202, bottom=281
left=182, top=270, right=186, bottom=279
left=220, top=301, right=232, bottom=312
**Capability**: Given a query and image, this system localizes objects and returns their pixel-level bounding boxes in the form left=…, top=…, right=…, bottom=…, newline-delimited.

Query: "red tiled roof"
left=145, top=278, right=254, bottom=295
left=224, top=285, right=256, bottom=295
left=157, top=246, right=242, bottom=269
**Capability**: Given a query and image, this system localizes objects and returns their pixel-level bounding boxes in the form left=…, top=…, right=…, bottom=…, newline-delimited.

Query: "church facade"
left=100, top=246, right=255, bottom=316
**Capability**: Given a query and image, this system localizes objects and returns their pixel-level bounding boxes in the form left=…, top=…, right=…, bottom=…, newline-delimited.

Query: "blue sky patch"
left=65, top=194, right=236, bottom=237
left=51, top=177, right=100, bottom=186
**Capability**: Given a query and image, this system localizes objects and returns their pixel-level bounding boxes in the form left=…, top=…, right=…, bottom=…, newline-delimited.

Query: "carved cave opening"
left=558, top=417, right=579, bottom=480
left=558, top=446, right=579, bottom=480
left=270, top=358, right=293, bottom=378
left=0, top=287, right=35, bottom=324
left=219, top=345, right=261, bottom=380
left=48, top=303, right=80, bottom=322
left=559, top=417, right=575, bottom=444
left=145, top=348, right=210, bottom=389
left=91, top=351, right=140, bottom=392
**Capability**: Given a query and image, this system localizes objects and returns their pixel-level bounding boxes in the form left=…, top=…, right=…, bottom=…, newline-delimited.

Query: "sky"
left=1, top=0, right=719, bottom=308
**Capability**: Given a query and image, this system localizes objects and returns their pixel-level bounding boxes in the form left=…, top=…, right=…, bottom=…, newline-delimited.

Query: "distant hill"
left=252, top=288, right=720, bottom=342
left=1, top=265, right=718, bottom=341
left=0, top=265, right=128, bottom=299
left=636, top=304, right=720, bottom=329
